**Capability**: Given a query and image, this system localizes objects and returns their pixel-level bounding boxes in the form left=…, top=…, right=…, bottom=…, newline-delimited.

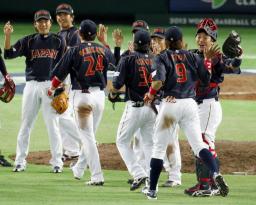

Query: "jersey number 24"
left=84, top=55, right=104, bottom=76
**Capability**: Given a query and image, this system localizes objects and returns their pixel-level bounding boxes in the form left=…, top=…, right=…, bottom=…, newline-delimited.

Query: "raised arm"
left=3, top=21, right=13, bottom=50
left=112, top=28, right=124, bottom=64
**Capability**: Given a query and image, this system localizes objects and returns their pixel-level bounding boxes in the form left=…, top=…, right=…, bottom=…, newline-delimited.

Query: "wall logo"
left=201, top=0, right=227, bottom=9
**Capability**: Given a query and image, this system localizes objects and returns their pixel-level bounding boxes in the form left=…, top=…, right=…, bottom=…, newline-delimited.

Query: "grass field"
left=0, top=166, right=256, bottom=205
left=0, top=96, right=255, bottom=204
left=0, top=23, right=255, bottom=73
left=0, top=22, right=255, bottom=204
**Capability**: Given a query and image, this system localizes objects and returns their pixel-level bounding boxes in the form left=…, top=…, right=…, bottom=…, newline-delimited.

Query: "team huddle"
left=0, top=3, right=243, bottom=200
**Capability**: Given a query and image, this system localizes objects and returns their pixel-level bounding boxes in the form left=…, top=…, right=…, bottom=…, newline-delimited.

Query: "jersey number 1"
left=84, top=55, right=104, bottom=76
left=175, top=63, right=187, bottom=83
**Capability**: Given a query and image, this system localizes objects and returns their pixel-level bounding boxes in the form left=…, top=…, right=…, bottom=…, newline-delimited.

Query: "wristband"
left=149, top=87, right=158, bottom=95
left=52, top=76, right=62, bottom=88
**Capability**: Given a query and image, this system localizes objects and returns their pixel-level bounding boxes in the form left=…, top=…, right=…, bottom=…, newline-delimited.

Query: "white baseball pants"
left=72, top=87, right=105, bottom=182
left=152, top=98, right=208, bottom=160
left=198, top=98, right=222, bottom=150
left=15, top=81, right=63, bottom=168
left=116, top=101, right=155, bottom=179
left=163, top=124, right=182, bottom=183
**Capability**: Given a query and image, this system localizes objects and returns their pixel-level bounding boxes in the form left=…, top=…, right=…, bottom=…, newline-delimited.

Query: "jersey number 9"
left=175, top=63, right=187, bottom=83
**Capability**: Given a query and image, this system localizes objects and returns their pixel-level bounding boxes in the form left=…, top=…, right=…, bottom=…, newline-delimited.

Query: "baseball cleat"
left=13, top=164, right=25, bottom=172
left=184, top=183, right=201, bottom=196
left=184, top=183, right=212, bottom=196
left=211, top=182, right=221, bottom=196
left=130, top=177, right=147, bottom=191
left=86, top=181, right=104, bottom=186
left=0, top=155, right=12, bottom=167
left=211, top=187, right=221, bottom=196
left=191, top=189, right=214, bottom=197
left=141, top=186, right=149, bottom=194
left=141, top=178, right=150, bottom=194
left=161, top=180, right=181, bottom=188
left=53, top=166, right=63, bottom=173
left=146, top=190, right=157, bottom=200
left=214, top=174, right=229, bottom=197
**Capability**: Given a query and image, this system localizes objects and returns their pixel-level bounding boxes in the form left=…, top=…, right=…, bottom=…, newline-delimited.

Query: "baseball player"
left=151, top=28, right=182, bottom=188
left=55, top=3, right=81, bottom=161
left=110, top=30, right=155, bottom=191
left=129, top=22, right=150, bottom=176
left=49, top=19, right=114, bottom=185
left=110, top=20, right=151, bottom=185
left=4, top=10, right=65, bottom=173
left=0, top=48, right=13, bottom=167
left=143, top=26, right=229, bottom=200
left=127, top=28, right=183, bottom=187
left=185, top=18, right=242, bottom=197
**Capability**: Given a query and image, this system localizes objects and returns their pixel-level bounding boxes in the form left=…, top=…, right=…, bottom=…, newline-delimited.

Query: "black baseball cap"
left=34, top=10, right=52, bottom=22
left=56, top=3, right=74, bottom=15
left=165, top=26, right=183, bottom=42
left=134, top=30, right=151, bottom=46
left=79, top=19, right=97, bottom=36
left=132, top=20, right=149, bottom=33
left=151, top=28, right=165, bottom=39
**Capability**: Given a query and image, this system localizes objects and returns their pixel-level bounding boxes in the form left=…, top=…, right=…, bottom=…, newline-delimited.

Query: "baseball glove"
left=108, top=91, right=125, bottom=110
left=0, top=74, right=15, bottom=103
left=51, top=87, right=68, bottom=114
left=222, top=30, right=242, bottom=58
left=108, top=91, right=125, bottom=103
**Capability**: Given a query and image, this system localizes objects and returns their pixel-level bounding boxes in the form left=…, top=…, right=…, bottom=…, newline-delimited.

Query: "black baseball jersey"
left=190, top=49, right=241, bottom=101
left=0, top=48, right=8, bottom=76
left=113, top=51, right=154, bottom=102
left=52, top=42, right=114, bottom=90
left=57, top=26, right=80, bottom=48
left=4, top=33, right=65, bottom=81
left=152, top=49, right=211, bottom=99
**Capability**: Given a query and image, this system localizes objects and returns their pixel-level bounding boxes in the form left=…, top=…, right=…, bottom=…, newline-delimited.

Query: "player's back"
left=70, top=41, right=113, bottom=90
left=122, top=51, right=153, bottom=101
left=157, top=49, right=209, bottom=99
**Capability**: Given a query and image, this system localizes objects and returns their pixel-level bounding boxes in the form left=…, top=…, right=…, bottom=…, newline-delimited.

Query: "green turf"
left=0, top=166, right=255, bottom=205
left=217, top=100, right=256, bottom=141
left=0, top=23, right=255, bottom=73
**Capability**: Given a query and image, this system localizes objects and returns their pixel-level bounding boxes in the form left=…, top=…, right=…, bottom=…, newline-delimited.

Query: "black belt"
left=132, top=101, right=144, bottom=107
left=27, top=79, right=49, bottom=82
left=81, top=89, right=90, bottom=93
left=197, top=97, right=219, bottom=105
